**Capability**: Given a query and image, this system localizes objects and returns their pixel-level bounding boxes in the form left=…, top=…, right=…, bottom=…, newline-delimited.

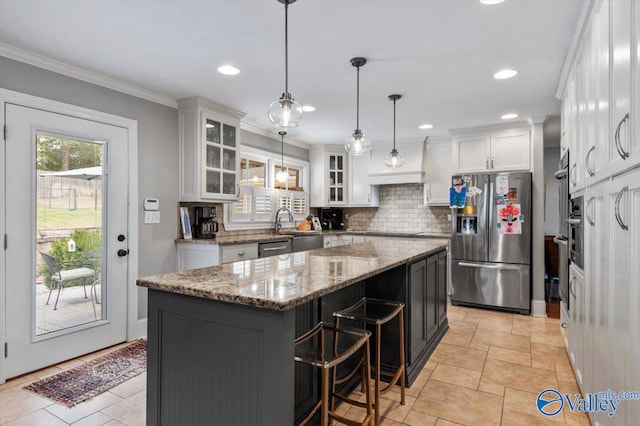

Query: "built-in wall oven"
left=568, top=196, right=583, bottom=270
left=553, top=151, right=570, bottom=309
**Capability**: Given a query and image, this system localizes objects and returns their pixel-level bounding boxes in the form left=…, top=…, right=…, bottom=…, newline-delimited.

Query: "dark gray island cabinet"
left=137, top=240, right=448, bottom=426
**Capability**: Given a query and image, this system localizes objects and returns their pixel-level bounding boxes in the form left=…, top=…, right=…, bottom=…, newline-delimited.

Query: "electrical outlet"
left=145, top=211, right=161, bottom=224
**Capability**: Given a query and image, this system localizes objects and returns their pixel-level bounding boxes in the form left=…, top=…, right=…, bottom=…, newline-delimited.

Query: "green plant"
left=39, top=229, right=102, bottom=287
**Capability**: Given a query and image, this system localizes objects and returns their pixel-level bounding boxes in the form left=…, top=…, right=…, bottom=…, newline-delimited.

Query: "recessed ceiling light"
left=217, top=65, right=240, bottom=75
left=480, top=0, right=506, bottom=4
left=302, top=105, right=316, bottom=112
left=494, top=68, right=518, bottom=79
left=419, top=123, right=434, bottom=129
left=501, top=113, right=518, bottom=120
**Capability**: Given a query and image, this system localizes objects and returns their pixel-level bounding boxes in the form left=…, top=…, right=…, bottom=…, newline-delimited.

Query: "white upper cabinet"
left=178, top=97, right=245, bottom=202
left=348, top=150, right=379, bottom=207
left=452, top=127, right=530, bottom=173
left=424, top=138, right=452, bottom=206
left=309, top=145, right=347, bottom=207
left=594, top=0, right=610, bottom=182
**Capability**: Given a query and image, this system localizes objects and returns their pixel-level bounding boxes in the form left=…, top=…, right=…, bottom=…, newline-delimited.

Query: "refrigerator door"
left=450, top=174, right=490, bottom=262
left=488, top=172, right=532, bottom=264
left=451, top=260, right=530, bottom=313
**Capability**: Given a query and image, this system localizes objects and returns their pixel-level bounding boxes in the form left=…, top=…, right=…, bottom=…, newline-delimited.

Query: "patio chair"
left=39, top=252, right=97, bottom=310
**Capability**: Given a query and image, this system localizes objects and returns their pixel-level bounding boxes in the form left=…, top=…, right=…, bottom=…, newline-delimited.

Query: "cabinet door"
left=409, top=259, right=428, bottom=366
left=626, top=167, right=640, bottom=426
left=425, top=255, right=438, bottom=343
left=348, top=151, right=378, bottom=207
left=568, top=263, right=584, bottom=386
left=202, top=111, right=239, bottom=200
left=490, top=130, right=530, bottom=172
left=424, top=142, right=453, bottom=205
left=582, top=26, right=597, bottom=188
left=594, top=0, right=610, bottom=182
left=582, top=188, right=598, bottom=397
left=454, top=135, right=491, bottom=173
left=572, top=49, right=586, bottom=191
left=327, top=153, right=346, bottom=205
left=606, top=0, right=634, bottom=178
left=177, top=243, right=220, bottom=271
left=436, top=250, right=447, bottom=327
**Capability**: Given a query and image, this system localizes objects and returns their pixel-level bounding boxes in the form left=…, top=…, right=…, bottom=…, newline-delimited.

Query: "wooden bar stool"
left=295, top=322, right=373, bottom=426
left=333, top=298, right=406, bottom=426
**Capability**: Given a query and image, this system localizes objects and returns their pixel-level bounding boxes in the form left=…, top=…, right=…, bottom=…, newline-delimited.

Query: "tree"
left=36, top=135, right=103, bottom=171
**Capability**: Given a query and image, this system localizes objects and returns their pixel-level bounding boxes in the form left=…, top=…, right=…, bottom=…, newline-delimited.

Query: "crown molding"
left=554, top=0, right=597, bottom=100
left=448, top=120, right=532, bottom=136
left=239, top=121, right=310, bottom=149
left=0, top=42, right=178, bottom=109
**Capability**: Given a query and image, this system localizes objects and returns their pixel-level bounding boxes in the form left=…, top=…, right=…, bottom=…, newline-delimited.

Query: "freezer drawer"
left=450, top=260, right=530, bottom=314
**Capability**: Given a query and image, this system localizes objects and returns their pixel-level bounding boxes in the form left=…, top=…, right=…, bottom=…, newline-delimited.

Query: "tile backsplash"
left=345, top=184, right=451, bottom=234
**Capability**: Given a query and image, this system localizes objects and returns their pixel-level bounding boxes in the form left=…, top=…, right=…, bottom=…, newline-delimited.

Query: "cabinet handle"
left=570, top=164, right=577, bottom=185
left=325, top=240, right=330, bottom=245
left=614, top=113, right=630, bottom=159
left=585, top=146, right=595, bottom=177
left=425, top=191, right=430, bottom=201
left=237, top=251, right=245, bottom=256
left=586, top=196, right=595, bottom=226
left=368, top=193, right=371, bottom=202
left=491, top=157, right=494, bottom=169
left=570, top=277, right=576, bottom=298
left=561, top=322, right=568, bottom=329
left=486, top=157, right=489, bottom=169
left=262, top=246, right=289, bottom=252
left=614, top=186, right=629, bottom=231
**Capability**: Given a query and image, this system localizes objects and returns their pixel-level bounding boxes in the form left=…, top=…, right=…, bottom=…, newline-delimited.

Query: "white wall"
left=0, top=56, right=179, bottom=320
left=543, top=147, right=561, bottom=236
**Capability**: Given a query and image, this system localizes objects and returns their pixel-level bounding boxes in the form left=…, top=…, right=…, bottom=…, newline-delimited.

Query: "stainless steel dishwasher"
left=292, top=235, right=324, bottom=252
left=258, top=240, right=292, bottom=257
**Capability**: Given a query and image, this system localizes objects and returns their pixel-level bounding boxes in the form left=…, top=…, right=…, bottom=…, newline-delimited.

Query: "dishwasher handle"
left=457, top=262, right=521, bottom=271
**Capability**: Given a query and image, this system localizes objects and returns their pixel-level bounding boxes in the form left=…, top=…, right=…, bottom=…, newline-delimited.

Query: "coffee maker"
left=193, top=206, right=218, bottom=239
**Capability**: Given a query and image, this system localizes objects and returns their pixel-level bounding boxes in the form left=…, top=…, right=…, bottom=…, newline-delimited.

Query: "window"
left=225, top=146, right=309, bottom=230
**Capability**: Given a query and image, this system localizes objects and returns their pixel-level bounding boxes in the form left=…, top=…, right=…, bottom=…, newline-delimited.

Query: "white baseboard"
left=531, top=299, right=547, bottom=317
left=133, top=319, right=147, bottom=340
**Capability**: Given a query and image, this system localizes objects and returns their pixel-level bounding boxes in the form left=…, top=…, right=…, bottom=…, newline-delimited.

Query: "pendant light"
left=268, top=0, right=303, bottom=129
left=276, top=131, right=290, bottom=183
left=385, top=94, right=405, bottom=168
left=345, top=57, right=371, bottom=156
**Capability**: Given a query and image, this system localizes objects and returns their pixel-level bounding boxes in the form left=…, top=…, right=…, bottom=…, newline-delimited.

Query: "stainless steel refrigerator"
left=450, top=171, right=532, bottom=314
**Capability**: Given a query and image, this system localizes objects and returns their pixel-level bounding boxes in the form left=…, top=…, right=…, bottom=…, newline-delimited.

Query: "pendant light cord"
left=356, top=65, right=360, bottom=130
left=284, top=0, right=289, bottom=97
left=393, top=97, right=396, bottom=150
left=280, top=131, right=286, bottom=170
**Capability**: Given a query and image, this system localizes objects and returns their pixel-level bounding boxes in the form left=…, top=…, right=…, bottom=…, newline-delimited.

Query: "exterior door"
left=4, top=103, right=129, bottom=379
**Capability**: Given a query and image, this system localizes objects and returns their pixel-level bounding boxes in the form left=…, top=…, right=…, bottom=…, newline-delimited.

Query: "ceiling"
left=0, top=0, right=581, bottom=147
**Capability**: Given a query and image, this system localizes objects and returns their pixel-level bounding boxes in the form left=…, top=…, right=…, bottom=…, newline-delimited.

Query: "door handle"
left=554, top=169, right=568, bottom=180
left=457, top=262, right=521, bottom=271
left=614, top=186, right=629, bottom=231
left=614, top=113, right=630, bottom=159
left=586, top=197, right=595, bottom=226
left=486, top=157, right=489, bottom=169
left=553, top=236, right=568, bottom=246
left=585, top=146, right=595, bottom=177
left=117, top=249, right=129, bottom=257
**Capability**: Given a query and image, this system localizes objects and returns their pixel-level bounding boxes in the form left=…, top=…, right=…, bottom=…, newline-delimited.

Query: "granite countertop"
left=175, top=230, right=450, bottom=245
left=138, top=239, right=448, bottom=311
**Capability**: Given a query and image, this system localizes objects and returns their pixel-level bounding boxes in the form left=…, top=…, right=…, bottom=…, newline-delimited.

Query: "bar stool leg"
left=399, top=309, right=406, bottom=405
left=321, top=368, right=330, bottom=426
left=364, top=338, right=373, bottom=425
left=374, top=323, right=381, bottom=426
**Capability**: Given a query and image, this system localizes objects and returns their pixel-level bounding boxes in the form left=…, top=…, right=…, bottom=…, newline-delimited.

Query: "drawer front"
left=220, top=243, right=258, bottom=264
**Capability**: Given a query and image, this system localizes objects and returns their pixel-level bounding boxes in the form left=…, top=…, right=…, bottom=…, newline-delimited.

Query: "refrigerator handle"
left=487, top=180, right=493, bottom=253
left=457, top=261, right=522, bottom=271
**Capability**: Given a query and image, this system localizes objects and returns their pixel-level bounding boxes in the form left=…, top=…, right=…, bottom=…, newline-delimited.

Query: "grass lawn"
left=37, top=207, right=102, bottom=230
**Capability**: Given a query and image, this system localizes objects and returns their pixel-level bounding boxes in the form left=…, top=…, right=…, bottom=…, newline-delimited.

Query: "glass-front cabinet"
left=328, top=154, right=345, bottom=204
left=309, top=145, right=348, bottom=207
left=178, top=97, right=245, bottom=202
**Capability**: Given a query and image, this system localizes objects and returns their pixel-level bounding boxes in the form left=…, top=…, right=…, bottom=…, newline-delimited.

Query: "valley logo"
left=537, top=388, right=640, bottom=417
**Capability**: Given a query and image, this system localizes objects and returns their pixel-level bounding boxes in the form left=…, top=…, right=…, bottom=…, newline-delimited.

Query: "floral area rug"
left=24, top=339, right=146, bottom=407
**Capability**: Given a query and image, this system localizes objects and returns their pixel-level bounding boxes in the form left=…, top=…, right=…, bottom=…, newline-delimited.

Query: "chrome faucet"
left=273, top=207, right=294, bottom=234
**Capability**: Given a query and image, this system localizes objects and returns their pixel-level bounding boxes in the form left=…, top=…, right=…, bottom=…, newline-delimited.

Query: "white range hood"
left=368, top=139, right=426, bottom=185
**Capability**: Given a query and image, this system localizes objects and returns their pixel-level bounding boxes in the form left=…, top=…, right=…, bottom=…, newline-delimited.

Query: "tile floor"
left=0, top=304, right=590, bottom=425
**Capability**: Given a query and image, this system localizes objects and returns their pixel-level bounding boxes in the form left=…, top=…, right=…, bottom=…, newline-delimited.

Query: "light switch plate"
left=145, top=211, right=161, bottom=224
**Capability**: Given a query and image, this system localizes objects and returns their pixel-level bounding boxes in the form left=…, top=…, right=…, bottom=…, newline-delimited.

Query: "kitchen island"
left=137, top=239, right=448, bottom=425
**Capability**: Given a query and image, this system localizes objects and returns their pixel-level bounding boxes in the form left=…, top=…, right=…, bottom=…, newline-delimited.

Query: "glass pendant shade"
left=268, top=94, right=303, bottom=129
left=276, top=167, right=290, bottom=183
left=384, top=148, right=405, bottom=168
left=345, top=129, right=371, bottom=156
